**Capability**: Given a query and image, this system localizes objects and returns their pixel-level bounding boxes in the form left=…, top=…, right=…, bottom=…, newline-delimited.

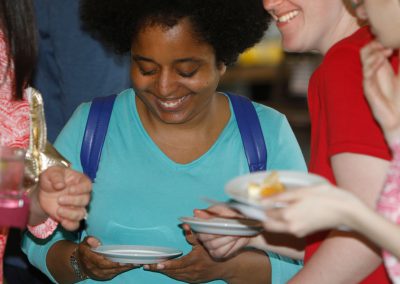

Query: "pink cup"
left=0, top=146, right=26, bottom=208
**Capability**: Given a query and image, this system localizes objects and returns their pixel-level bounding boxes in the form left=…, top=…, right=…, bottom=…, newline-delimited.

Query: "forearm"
left=352, top=206, right=400, bottom=259
left=289, top=230, right=382, bottom=284
left=222, top=249, right=271, bottom=284
left=47, top=240, right=80, bottom=284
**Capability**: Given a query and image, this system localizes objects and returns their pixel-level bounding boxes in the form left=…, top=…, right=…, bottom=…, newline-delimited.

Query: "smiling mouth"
left=158, top=95, right=188, bottom=109
left=275, top=10, right=300, bottom=23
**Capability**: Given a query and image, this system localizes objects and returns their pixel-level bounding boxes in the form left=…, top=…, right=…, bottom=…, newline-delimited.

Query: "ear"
left=218, top=63, right=227, bottom=76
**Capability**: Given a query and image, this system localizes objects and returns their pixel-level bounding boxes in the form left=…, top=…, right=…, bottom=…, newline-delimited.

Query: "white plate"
left=92, top=245, right=182, bottom=264
left=180, top=216, right=263, bottom=236
left=225, top=170, right=328, bottom=208
left=228, top=202, right=268, bottom=222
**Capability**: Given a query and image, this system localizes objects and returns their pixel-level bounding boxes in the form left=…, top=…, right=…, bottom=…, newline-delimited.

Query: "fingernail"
left=156, top=264, right=164, bottom=269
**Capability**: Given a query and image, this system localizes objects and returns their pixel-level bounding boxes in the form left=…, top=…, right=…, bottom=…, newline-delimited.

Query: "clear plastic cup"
left=0, top=146, right=26, bottom=208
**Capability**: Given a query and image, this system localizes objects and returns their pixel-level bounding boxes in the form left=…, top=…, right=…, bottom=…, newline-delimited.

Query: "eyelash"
left=178, top=70, right=197, bottom=78
left=139, top=68, right=198, bottom=78
left=140, top=69, right=157, bottom=76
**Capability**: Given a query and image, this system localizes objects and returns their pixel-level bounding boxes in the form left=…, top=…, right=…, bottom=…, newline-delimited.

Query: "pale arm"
left=263, top=182, right=400, bottom=261
left=349, top=202, right=400, bottom=260
left=289, top=153, right=390, bottom=284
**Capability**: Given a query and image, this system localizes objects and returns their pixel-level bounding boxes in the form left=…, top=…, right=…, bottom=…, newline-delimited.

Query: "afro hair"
left=80, top=0, right=270, bottom=65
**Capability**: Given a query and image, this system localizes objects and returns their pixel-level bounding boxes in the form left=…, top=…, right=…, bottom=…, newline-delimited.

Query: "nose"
left=263, top=0, right=284, bottom=11
left=156, top=70, right=177, bottom=97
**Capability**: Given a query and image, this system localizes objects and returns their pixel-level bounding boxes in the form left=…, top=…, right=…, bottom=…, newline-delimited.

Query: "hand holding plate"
left=192, top=207, right=255, bottom=259
left=144, top=228, right=227, bottom=283
left=79, top=236, right=136, bottom=281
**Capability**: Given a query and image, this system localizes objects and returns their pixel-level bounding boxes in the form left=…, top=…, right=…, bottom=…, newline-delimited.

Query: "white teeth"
left=159, top=96, right=186, bottom=108
left=277, top=10, right=299, bottom=23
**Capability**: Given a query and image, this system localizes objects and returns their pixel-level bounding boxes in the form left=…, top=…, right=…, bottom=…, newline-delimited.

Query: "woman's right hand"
left=263, top=184, right=364, bottom=237
left=77, top=236, right=137, bottom=281
left=194, top=205, right=252, bottom=259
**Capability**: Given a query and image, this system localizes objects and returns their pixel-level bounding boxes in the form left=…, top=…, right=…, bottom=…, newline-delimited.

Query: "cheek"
left=131, top=72, right=151, bottom=91
left=190, top=76, right=219, bottom=93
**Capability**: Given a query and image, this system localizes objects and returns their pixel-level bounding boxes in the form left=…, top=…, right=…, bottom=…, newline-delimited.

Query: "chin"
left=281, top=37, right=310, bottom=53
left=282, top=43, right=309, bottom=53
left=158, top=115, right=190, bottom=125
left=379, top=36, right=400, bottom=49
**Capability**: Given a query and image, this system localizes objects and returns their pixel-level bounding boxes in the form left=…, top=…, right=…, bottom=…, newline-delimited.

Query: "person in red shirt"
left=260, top=0, right=396, bottom=283
left=257, top=0, right=400, bottom=283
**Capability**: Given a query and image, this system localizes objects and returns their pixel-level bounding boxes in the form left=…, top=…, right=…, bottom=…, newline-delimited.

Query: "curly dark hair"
left=80, top=0, right=270, bottom=65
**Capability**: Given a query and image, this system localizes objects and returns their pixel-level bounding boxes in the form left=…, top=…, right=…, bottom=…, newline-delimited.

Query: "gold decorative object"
left=24, top=88, right=70, bottom=188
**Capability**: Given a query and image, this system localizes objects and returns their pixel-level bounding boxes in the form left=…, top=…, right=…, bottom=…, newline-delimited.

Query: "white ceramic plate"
left=180, top=216, right=263, bottom=236
left=92, top=245, right=182, bottom=264
left=225, top=170, right=328, bottom=208
left=228, top=202, right=268, bottom=222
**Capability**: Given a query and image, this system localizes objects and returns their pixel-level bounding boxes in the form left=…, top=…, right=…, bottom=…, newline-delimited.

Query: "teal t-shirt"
left=22, top=89, right=306, bottom=283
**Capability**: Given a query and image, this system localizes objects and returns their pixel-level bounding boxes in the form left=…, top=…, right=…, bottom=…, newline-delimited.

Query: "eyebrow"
left=131, top=55, right=203, bottom=64
left=131, top=55, right=156, bottom=63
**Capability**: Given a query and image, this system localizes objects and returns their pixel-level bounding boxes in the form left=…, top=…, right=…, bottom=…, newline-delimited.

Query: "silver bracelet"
left=70, top=247, right=87, bottom=281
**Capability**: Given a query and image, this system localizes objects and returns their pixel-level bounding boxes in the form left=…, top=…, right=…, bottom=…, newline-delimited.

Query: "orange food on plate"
left=247, top=172, right=285, bottom=199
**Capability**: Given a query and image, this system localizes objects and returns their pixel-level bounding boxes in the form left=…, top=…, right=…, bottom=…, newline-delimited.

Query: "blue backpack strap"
left=227, top=93, right=267, bottom=172
left=80, top=94, right=117, bottom=181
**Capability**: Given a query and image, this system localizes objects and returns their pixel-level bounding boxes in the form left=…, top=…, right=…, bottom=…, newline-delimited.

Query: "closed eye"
left=140, top=69, right=157, bottom=76
left=178, top=69, right=198, bottom=78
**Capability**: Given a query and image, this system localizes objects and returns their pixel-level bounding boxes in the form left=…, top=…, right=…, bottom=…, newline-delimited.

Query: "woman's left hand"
left=143, top=226, right=229, bottom=283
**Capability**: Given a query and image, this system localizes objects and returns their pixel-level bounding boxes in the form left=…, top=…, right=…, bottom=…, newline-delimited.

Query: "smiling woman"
left=21, top=1, right=308, bottom=283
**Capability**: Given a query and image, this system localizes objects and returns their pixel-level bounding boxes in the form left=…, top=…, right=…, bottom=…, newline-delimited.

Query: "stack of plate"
left=225, top=170, right=329, bottom=221
left=180, top=171, right=328, bottom=236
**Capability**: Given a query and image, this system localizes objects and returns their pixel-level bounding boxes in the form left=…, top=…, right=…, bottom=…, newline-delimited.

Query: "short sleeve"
left=322, top=45, right=391, bottom=160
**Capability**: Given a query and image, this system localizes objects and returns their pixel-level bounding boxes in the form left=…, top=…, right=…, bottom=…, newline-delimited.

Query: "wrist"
left=28, top=189, right=49, bottom=226
left=216, top=256, right=239, bottom=283
left=223, top=248, right=270, bottom=283
left=342, top=198, right=369, bottom=232
left=70, top=246, right=88, bottom=281
left=247, top=235, right=266, bottom=251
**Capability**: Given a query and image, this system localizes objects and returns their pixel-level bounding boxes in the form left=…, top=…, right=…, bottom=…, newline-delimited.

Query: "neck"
left=319, top=11, right=361, bottom=55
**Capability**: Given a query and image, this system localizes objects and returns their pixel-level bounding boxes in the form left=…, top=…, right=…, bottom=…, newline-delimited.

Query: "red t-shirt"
left=307, top=26, right=398, bottom=283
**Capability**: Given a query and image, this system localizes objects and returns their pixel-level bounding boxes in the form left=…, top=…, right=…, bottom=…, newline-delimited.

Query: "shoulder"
left=113, top=88, right=135, bottom=108
left=323, top=27, right=373, bottom=71
left=251, top=101, right=294, bottom=139
left=252, top=101, right=286, bottom=126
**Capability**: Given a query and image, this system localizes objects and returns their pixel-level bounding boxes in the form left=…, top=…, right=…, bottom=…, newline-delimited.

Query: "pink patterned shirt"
left=377, top=140, right=400, bottom=284
left=0, top=29, right=58, bottom=284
